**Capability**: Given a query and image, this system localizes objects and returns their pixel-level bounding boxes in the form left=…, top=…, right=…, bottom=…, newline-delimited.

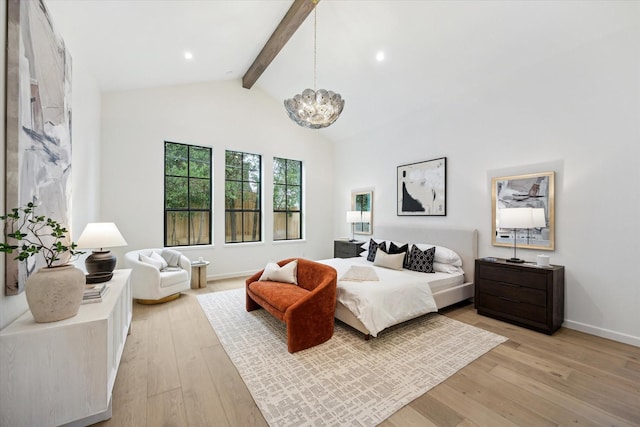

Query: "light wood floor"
left=97, top=278, right=640, bottom=427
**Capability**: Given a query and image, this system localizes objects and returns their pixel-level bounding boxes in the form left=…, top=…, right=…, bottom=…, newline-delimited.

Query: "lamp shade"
left=346, top=211, right=361, bottom=224
left=499, top=208, right=534, bottom=229
left=77, top=223, right=128, bottom=249
left=361, top=211, right=371, bottom=223
left=532, top=208, right=546, bottom=228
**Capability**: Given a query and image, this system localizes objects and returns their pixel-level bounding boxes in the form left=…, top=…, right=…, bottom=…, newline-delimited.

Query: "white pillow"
left=150, top=251, right=169, bottom=269
left=160, top=248, right=182, bottom=267
left=415, top=244, right=462, bottom=266
left=373, top=250, right=405, bottom=270
left=139, top=253, right=163, bottom=270
left=259, top=260, right=298, bottom=285
left=340, top=265, right=379, bottom=282
left=359, top=250, right=368, bottom=258
left=433, top=262, right=463, bottom=274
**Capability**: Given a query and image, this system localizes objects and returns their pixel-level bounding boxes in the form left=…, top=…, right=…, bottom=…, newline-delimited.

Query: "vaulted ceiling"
left=45, top=0, right=635, bottom=142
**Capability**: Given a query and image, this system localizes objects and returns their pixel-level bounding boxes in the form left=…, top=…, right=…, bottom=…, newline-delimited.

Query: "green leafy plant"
left=0, top=202, right=83, bottom=268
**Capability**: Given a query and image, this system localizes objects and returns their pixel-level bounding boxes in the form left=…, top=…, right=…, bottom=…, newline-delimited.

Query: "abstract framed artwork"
left=397, top=157, right=446, bottom=216
left=5, top=0, right=73, bottom=295
left=491, top=171, right=555, bottom=251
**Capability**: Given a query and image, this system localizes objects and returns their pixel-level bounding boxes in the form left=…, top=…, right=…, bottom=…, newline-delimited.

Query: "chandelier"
left=284, top=0, right=344, bottom=129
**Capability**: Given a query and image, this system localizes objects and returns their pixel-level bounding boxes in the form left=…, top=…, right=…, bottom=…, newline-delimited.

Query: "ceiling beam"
left=242, top=0, right=318, bottom=89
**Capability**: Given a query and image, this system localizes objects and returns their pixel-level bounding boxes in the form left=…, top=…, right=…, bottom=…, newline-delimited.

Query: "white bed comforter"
left=319, top=257, right=438, bottom=337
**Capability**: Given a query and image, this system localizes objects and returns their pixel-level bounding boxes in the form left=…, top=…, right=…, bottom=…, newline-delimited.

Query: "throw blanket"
left=319, top=258, right=438, bottom=337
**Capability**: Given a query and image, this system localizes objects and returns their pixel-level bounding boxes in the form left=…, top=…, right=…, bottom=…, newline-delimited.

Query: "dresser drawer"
left=335, top=247, right=357, bottom=258
left=478, top=279, right=546, bottom=306
left=478, top=263, right=547, bottom=290
left=477, top=292, right=547, bottom=326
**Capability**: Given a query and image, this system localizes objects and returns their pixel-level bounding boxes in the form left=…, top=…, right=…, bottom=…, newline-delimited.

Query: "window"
left=225, top=150, right=261, bottom=243
left=273, top=157, right=302, bottom=240
left=164, top=141, right=212, bottom=246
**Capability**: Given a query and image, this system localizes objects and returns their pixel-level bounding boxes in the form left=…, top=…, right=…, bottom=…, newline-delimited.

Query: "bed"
left=319, top=226, right=478, bottom=338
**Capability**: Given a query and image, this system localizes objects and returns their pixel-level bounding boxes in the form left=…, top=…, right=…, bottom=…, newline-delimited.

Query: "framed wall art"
left=397, top=157, right=446, bottom=216
left=492, top=171, right=555, bottom=251
left=5, top=0, right=73, bottom=295
left=351, top=190, right=372, bottom=235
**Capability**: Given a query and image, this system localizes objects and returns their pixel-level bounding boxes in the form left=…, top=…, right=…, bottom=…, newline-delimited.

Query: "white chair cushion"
left=159, top=269, right=189, bottom=289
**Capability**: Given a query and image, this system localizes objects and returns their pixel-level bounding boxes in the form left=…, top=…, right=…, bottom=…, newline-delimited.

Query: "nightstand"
left=334, top=240, right=364, bottom=258
left=474, top=258, right=564, bottom=334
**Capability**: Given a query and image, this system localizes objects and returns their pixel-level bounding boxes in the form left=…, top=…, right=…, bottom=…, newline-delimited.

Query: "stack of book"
left=82, top=283, right=110, bottom=304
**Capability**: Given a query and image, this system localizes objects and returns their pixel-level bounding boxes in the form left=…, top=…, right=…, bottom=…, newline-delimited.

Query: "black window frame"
left=273, top=157, right=303, bottom=241
left=164, top=141, right=212, bottom=247
left=225, top=150, right=262, bottom=243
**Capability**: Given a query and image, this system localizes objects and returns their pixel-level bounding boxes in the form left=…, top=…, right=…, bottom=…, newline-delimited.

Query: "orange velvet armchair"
left=246, top=258, right=338, bottom=353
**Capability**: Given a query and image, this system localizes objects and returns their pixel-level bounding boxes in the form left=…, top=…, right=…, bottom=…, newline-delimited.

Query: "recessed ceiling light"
left=376, top=51, right=385, bottom=62
left=184, top=51, right=193, bottom=60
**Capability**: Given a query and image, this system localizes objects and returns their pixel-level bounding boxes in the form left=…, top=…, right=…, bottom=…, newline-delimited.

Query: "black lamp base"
left=85, top=250, right=117, bottom=274
left=506, top=257, right=526, bottom=263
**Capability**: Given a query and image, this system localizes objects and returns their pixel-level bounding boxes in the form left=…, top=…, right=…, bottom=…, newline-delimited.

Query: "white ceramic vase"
left=25, top=264, right=86, bottom=323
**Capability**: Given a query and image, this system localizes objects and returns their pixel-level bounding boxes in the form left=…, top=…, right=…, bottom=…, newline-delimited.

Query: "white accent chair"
left=124, top=248, right=191, bottom=304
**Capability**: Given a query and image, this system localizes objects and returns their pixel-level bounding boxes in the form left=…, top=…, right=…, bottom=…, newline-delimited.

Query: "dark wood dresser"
left=474, top=258, right=565, bottom=334
left=334, top=240, right=364, bottom=258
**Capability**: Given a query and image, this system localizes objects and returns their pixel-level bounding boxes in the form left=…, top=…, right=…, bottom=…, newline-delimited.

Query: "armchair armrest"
left=177, top=255, right=192, bottom=282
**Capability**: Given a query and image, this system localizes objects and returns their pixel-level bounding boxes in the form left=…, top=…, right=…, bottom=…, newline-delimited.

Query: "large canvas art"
left=491, top=172, right=555, bottom=251
left=5, top=0, right=72, bottom=295
left=397, top=157, right=447, bottom=216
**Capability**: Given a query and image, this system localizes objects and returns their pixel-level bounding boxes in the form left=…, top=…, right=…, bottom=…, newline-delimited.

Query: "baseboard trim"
left=208, top=270, right=257, bottom=281
left=563, top=320, right=640, bottom=347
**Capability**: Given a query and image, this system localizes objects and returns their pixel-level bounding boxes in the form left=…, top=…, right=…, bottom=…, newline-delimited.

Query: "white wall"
left=0, top=7, right=103, bottom=329
left=100, top=81, right=334, bottom=279
left=333, top=21, right=639, bottom=346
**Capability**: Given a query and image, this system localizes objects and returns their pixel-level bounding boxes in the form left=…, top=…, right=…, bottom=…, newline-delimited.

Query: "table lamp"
left=77, top=222, right=128, bottom=283
left=346, top=211, right=361, bottom=242
left=498, top=208, right=533, bottom=263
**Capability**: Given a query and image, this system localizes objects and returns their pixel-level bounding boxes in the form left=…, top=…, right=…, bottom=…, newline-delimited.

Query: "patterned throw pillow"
left=366, top=239, right=387, bottom=262
left=407, top=245, right=435, bottom=273
left=389, top=242, right=409, bottom=268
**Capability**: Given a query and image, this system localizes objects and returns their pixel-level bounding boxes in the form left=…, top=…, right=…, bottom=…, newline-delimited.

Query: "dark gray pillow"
left=407, top=245, right=435, bottom=273
left=389, top=242, right=409, bottom=269
left=366, top=239, right=387, bottom=262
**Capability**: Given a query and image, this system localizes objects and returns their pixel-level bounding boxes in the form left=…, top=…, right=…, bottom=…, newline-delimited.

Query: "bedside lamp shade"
left=532, top=208, right=546, bottom=228
left=77, top=223, right=128, bottom=283
left=499, top=207, right=533, bottom=229
left=346, top=211, right=361, bottom=224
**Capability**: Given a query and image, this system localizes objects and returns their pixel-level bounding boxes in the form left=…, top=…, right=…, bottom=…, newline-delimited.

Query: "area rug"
left=197, top=289, right=507, bottom=427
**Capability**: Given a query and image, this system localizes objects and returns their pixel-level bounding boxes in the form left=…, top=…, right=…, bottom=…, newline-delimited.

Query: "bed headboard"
left=373, top=225, right=478, bottom=283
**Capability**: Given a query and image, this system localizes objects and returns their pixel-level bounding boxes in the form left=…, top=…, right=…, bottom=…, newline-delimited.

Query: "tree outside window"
left=225, top=150, right=261, bottom=243
left=164, top=142, right=211, bottom=246
left=273, top=157, right=302, bottom=240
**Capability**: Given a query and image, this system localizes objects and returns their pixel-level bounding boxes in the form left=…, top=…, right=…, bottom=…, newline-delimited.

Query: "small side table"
left=190, top=261, right=210, bottom=289
left=334, top=240, right=365, bottom=258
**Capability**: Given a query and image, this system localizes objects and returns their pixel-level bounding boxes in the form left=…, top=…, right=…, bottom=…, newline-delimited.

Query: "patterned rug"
left=197, top=289, right=507, bottom=427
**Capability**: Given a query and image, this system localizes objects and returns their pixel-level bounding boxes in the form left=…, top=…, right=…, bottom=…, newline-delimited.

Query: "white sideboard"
left=0, top=269, right=132, bottom=427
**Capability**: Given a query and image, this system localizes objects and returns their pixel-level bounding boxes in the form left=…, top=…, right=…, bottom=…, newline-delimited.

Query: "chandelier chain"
left=283, top=0, right=344, bottom=129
